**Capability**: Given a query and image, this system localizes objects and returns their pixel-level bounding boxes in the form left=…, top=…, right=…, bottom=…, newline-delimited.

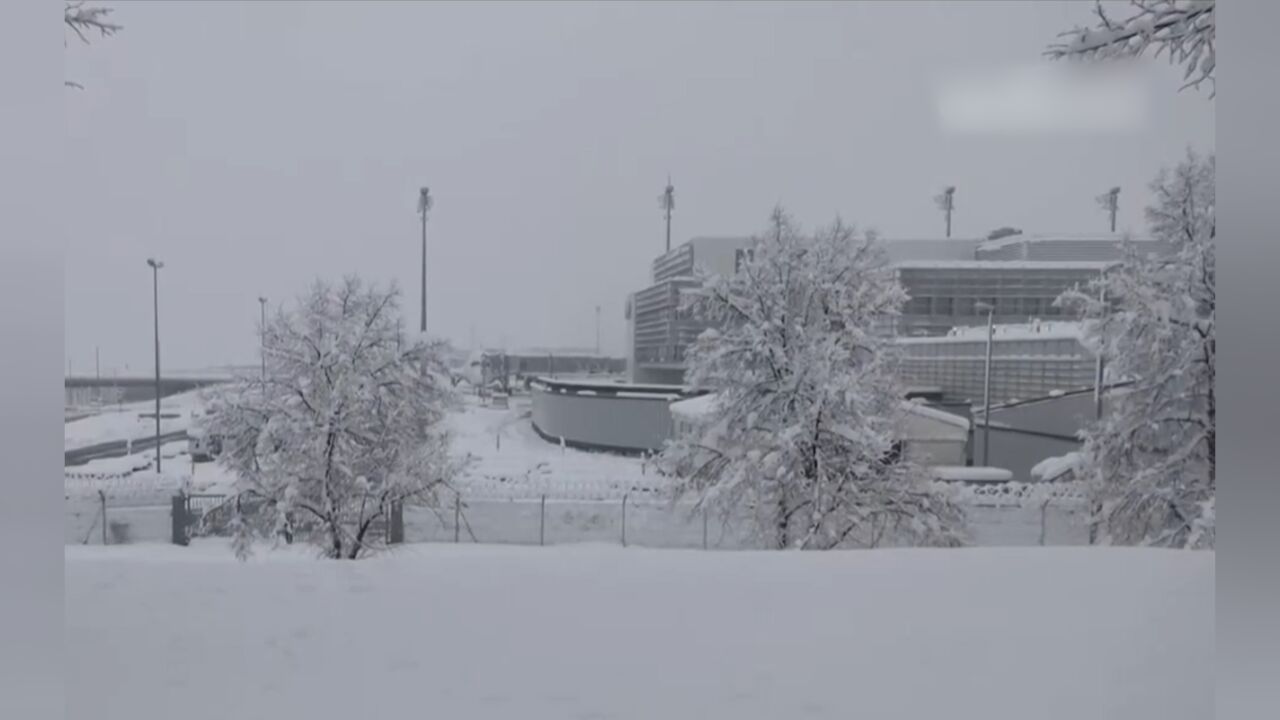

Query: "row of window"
left=902, top=338, right=1086, bottom=358
left=902, top=295, right=1075, bottom=318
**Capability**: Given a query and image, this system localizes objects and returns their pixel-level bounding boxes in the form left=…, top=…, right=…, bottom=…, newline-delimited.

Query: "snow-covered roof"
left=896, top=321, right=1086, bottom=345
left=879, top=238, right=985, bottom=262
left=930, top=466, right=1014, bottom=483
left=1030, top=452, right=1082, bottom=481
left=903, top=402, right=970, bottom=430
left=669, top=392, right=718, bottom=420
left=975, top=232, right=1151, bottom=252
left=893, top=260, right=1118, bottom=271
left=669, top=394, right=971, bottom=431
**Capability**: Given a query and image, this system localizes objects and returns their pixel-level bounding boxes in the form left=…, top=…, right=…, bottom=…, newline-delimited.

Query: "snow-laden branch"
left=1046, top=1, right=1215, bottom=97
left=65, top=2, right=122, bottom=89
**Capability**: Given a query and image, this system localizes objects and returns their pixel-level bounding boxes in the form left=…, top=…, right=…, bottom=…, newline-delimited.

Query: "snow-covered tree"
left=659, top=208, right=965, bottom=550
left=207, top=276, right=463, bottom=559
left=1058, top=150, right=1214, bottom=549
left=1047, top=1, right=1215, bottom=97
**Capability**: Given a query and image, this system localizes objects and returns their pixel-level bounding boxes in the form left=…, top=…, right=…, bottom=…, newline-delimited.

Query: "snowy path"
left=66, top=543, right=1212, bottom=720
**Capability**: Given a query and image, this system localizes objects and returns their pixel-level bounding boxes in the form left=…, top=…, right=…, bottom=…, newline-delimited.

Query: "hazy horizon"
left=64, top=1, right=1213, bottom=375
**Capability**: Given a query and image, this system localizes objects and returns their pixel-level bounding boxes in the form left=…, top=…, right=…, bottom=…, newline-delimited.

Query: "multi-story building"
left=897, top=321, right=1096, bottom=405
left=629, top=237, right=755, bottom=384
left=626, top=231, right=1147, bottom=387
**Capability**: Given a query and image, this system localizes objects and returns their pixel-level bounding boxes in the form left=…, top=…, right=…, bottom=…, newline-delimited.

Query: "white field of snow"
left=63, top=389, right=206, bottom=451
left=448, top=394, right=662, bottom=499
left=65, top=542, right=1213, bottom=720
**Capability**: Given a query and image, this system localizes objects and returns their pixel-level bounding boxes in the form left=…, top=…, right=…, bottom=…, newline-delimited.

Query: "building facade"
left=896, top=321, right=1097, bottom=405
left=893, top=260, right=1114, bottom=337
left=629, top=237, right=755, bottom=384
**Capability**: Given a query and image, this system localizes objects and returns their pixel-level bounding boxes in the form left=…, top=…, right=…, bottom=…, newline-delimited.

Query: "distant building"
left=892, top=260, right=1115, bottom=337
left=897, top=320, right=1096, bottom=405
left=630, top=237, right=756, bottom=384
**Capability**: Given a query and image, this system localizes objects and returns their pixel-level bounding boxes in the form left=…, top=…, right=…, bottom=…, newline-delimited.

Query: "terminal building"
left=625, top=231, right=1148, bottom=387
left=519, top=229, right=1155, bottom=481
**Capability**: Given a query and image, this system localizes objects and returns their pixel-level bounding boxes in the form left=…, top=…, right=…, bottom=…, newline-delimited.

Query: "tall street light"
left=659, top=177, right=675, bottom=253
left=417, top=187, right=433, bottom=335
left=258, top=296, right=268, bottom=386
left=935, top=186, right=956, bottom=238
left=975, top=300, right=995, bottom=467
left=147, top=258, right=164, bottom=473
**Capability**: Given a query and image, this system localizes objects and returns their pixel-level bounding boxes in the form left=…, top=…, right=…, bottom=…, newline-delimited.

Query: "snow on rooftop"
left=903, top=402, right=970, bottom=430
left=975, top=232, right=1151, bottom=252
left=893, top=259, right=1118, bottom=271
left=930, top=466, right=1015, bottom=483
left=669, top=392, right=718, bottom=420
left=1031, top=452, right=1082, bottom=482
left=896, top=321, right=1087, bottom=345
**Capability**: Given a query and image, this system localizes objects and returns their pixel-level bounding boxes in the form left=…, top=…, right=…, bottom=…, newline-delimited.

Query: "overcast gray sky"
left=63, top=1, right=1213, bottom=374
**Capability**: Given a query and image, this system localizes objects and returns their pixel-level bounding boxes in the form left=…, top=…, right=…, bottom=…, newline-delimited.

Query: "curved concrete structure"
left=529, top=378, right=702, bottom=455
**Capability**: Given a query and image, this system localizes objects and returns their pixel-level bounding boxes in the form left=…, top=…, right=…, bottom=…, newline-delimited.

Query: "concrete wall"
left=975, top=425, right=1081, bottom=483
left=531, top=385, right=677, bottom=453
left=989, top=390, right=1112, bottom=438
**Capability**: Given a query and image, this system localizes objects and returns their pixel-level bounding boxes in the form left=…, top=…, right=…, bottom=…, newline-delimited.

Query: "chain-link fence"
left=65, top=482, right=1090, bottom=548
left=65, top=490, right=176, bottom=545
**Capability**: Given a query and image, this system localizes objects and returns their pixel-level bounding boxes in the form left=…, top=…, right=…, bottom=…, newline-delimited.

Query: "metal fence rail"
left=65, top=482, right=1090, bottom=548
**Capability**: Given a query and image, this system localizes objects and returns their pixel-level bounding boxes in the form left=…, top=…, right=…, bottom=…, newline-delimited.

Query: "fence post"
left=390, top=500, right=404, bottom=545
left=454, top=493, right=461, bottom=543
left=171, top=493, right=189, bottom=546
left=702, top=507, right=708, bottom=550
left=621, top=493, right=628, bottom=547
left=99, top=490, right=108, bottom=545
left=539, top=494, right=546, bottom=546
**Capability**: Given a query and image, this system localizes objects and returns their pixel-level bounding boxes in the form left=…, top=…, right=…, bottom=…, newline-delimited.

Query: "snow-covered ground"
left=449, top=395, right=661, bottom=499
left=65, top=542, right=1213, bottom=720
left=63, top=389, right=206, bottom=451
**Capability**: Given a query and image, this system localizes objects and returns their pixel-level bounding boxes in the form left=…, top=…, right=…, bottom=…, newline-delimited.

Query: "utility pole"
left=935, top=186, right=956, bottom=238
left=659, top=177, right=675, bottom=253
left=1097, top=186, right=1120, bottom=233
left=595, top=305, right=601, bottom=356
left=418, top=187, right=433, bottom=334
left=1094, top=279, right=1107, bottom=421
left=147, top=258, right=164, bottom=473
left=975, top=301, right=995, bottom=466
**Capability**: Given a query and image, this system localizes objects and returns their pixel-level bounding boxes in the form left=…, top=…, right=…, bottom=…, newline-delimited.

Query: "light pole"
left=595, top=305, right=601, bottom=357
left=975, top=300, right=995, bottom=467
left=659, top=177, right=675, bottom=253
left=147, top=258, right=164, bottom=473
left=417, top=187, right=433, bottom=335
left=258, top=296, right=268, bottom=386
left=935, top=186, right=956, bottom=238
left=1097, top=186, right=1120, bottom=233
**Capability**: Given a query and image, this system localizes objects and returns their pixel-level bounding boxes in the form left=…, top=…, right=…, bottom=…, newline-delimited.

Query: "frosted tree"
left=1058, top=151, right=1214, bottom=549
left=660, top=208, right=965, bottom=550
left=65, top=2, right=122, bottom=89
left=1047, top=1, right=1215, bottom=97
left=207, top=276, right=463, bottom=559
